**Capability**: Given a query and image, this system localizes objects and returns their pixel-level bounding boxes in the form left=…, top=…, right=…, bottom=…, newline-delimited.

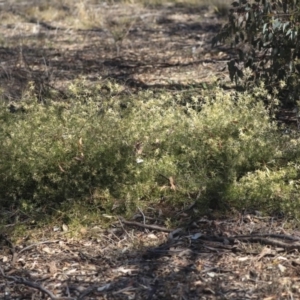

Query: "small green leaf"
left=240, top=32, right=245, bottom=41
left=238, top=15, right=244, bottom=25
left=272, top=48, right=278, bottom=56
left=272, top=19, right=281, bottom=30
left=291, top=30, right=296, bottom=40
left=263, top=23, right=268, bottom=33
left=268, top=32, right=273, bottom=40
left=282, top=22, right=289, bottom=32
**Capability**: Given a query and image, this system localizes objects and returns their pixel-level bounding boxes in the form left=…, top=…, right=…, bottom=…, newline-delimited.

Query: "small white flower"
left=136, top=158, right=144, bottom=164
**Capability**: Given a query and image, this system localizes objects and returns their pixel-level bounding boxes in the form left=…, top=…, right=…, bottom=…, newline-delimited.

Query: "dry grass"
left=21, top=0, right=105, bottom=29
left=20, top=0, right=232, bottom=28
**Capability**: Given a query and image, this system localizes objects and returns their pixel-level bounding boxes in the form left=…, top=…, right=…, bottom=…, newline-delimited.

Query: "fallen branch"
left=229, top=234, right=300, bottom=250
left=119, top=217, right=173, bottom=233
left=200, top=233, right=300, bottom=250
left=18, top=240, right=60, bottom=255
left=0, top=266, right=72, bottom=300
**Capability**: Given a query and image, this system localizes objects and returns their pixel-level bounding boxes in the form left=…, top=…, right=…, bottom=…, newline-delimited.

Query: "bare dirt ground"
left=1, top=1, right=300, bottom=300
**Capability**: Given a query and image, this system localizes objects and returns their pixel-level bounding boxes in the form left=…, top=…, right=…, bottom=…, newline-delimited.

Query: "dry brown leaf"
left=147, top=233, right=158, bottom=239
left=169, top=176, right=176, bottom=190
left=48, top=261, right=57, bottom=275
left=80, top=227, right=87, bottom=235
left=134, top=142, right=143, bottom=155
left=278, top=263, right=286, bottom=273
left=256, top=246, right=273, bottom=261
left=42, top=246, right=53, bottom=254
left=62, top=224, right=68, bottom=232
left=114, top=266, right=138, bottom=275
left=58, top=164, right=65, bottom=172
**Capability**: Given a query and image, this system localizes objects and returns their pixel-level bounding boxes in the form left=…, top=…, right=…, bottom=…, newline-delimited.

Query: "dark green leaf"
left=282, top=22, right=289, bottom=32
left=283, top=1, right=287, bottom=12
left=272, top=48, right=278, bottom=56
left=235, top=34, right=240, bottom=44
left=268, top=32, right=273, bottom=40
left=240, top=32, right=245, bottom=41
left=291, top=30, right=296, bottom=41
left=238, top=49, right=244, bottom=61
left=237, top=69, right=244, bottom=78
left=213, top=0, right=300, bottom=106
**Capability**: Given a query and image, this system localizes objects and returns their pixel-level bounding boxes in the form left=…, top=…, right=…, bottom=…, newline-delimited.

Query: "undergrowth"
left=1, top=78, right=300, bottom=227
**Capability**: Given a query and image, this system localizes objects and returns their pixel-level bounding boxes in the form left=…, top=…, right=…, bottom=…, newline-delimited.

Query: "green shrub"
left=2, top=79, right=300, bottom=221
left=227, top=165, right=300, bottom=214
left=213, top=0, right=300, bottom=106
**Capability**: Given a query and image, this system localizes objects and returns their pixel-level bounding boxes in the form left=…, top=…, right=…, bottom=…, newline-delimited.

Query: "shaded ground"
left=0, top=0, right=230, bottom=101
left=2, top=211, right=300, bottom=299
left=1, top=1, right=299, bottom=299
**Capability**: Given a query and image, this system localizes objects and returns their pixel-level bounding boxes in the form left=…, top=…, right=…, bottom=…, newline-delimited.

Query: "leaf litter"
left=1, top=211, right=300, bottom=299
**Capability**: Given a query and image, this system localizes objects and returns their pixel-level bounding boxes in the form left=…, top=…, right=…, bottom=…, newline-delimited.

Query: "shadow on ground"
left=1, top=212, right=296, bottom=299
left=0, top=0, right=232, bottom=102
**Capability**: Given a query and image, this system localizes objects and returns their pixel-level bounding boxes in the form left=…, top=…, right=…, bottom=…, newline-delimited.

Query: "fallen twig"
left=18, top=240, right=60, bottom=255
left=119, top=217, right=173, bottom=232
left=118, top=217, right=134, bottom=242
left=0, top=266, right=72, bottom=300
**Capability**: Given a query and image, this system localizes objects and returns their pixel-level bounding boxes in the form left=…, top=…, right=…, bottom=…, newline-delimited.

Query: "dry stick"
left=119, top=217, right=173, bottom=233
left=137, top=206, right=146, bottom=225
left=0, top=234, right=17, bottom=265
left=118, top=217, right=134, bottom=242
left=18, top=240, right=60, bottom=255
left=0, top=266, right=72, bottom=300
left=229, top=236, right=300, bottom=250
left=4, top=219, right=31, bottom=228
left=232, top=233, right=300, bottom=241
left=78, top=285, right=98, bottom=300
left=1, top=236, right=59, bottom=265
left=202, top=233, right=300, bottom=250
left=77, top=282, right=111, bottom=300
left=65, top=284, right=71, bottom=299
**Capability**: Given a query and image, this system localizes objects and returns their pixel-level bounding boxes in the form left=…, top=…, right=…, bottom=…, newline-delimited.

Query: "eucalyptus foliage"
left=213, top=0, right=300, bottom=105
